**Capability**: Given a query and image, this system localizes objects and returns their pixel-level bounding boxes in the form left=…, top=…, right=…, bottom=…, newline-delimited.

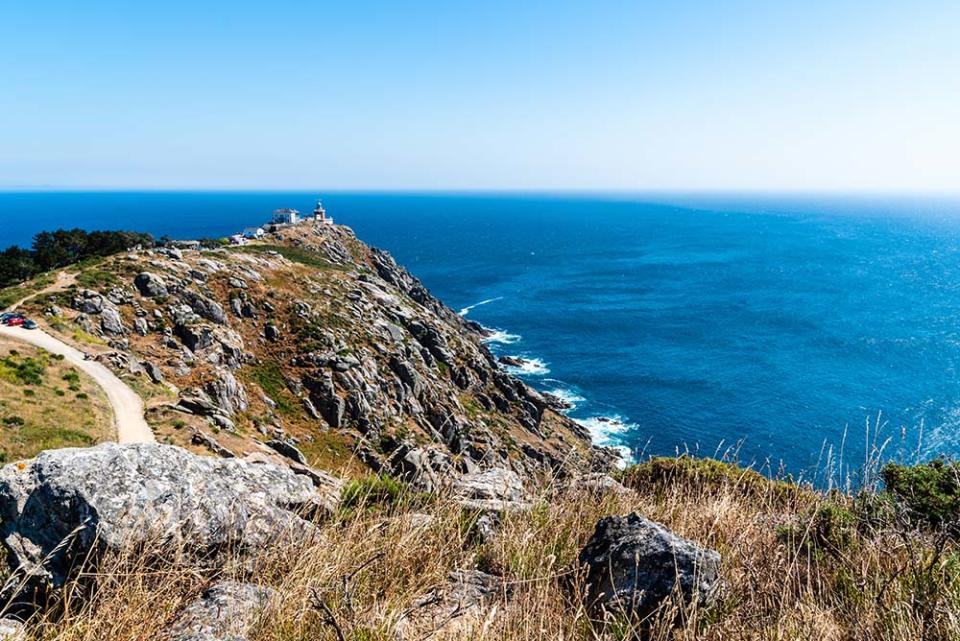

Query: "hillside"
left=8, top=220, right=616, bottom=482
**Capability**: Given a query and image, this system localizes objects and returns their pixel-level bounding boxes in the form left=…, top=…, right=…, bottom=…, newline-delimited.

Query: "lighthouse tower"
left=313, top=199, right=332, bottom=225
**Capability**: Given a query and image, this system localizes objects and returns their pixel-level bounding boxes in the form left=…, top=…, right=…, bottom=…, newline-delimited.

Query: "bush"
left=881, top=459, right=960, bottom=530
left=2, top=415, right=24, bottom=426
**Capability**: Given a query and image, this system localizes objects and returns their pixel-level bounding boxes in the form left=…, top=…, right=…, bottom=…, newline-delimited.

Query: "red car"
left=5, top=317, right=24, bottom=327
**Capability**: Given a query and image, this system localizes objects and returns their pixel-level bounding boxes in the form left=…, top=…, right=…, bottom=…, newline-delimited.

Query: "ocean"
left=5, top=191, right=960, bottom=482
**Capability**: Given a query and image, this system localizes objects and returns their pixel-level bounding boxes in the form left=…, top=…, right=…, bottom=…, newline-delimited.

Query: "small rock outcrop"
left=452, top=468, right=527, bottom=511
left=0, top=444, right=322, bottom=591
left=167, top=581, right=274, bottom=641
left=578, top=513, right=720, bottom=621
left=397, top=569, right=504, bottom=640
left=134, top=272, right=168, bottom=297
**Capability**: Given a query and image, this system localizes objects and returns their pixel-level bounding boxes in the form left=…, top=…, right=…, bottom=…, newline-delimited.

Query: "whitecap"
left=459, top=296, right=504, bottom=316
left=503, top=357, right=550, bottom=376
left=575, top=415, right=636, bottom=467
left=481, top=328, right=521, bottom=344
left=545, top=387, right=585, bottom=410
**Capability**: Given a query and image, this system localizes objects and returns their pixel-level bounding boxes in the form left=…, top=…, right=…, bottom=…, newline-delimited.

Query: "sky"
left=1, top=1, right=959, bottom=191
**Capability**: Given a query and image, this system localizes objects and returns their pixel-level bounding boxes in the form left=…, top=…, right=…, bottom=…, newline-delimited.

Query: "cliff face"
left=33, top=221, right=615, bottom=484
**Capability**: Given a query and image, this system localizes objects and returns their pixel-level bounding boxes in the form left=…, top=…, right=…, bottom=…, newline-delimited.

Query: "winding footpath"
left=0, top=323, right=154, bottom=444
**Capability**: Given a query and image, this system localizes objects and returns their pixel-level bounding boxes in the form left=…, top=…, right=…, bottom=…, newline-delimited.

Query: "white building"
left=242, top=226, right=265, bottom=239
left=229, top=234, right=246, bottom=245
left=271, top=208, right=300, bottom=225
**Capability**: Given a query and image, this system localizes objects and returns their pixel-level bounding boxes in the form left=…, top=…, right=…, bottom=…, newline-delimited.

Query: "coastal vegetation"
left=0, top=228, right=153, bottom=290
left=8, top=454, right=958, bottom=641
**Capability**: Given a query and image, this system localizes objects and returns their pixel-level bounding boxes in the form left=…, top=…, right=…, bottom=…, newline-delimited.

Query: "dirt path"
left=0, top=324, right=155, bottom=444
left=4, top=271, right=76, bottom=312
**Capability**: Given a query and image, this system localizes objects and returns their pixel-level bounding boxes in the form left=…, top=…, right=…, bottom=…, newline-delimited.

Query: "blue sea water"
left=5, top=191, right=960, bottom=481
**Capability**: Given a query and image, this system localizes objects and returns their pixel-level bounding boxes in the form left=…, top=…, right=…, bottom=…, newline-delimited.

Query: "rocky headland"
left=0, top=219, right=956, bottom=640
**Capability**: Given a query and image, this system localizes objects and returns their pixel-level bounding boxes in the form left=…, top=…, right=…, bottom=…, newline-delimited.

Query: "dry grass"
left=0, top=339, right=112, bottom=462
left=8, top=460, right=960, bottom=641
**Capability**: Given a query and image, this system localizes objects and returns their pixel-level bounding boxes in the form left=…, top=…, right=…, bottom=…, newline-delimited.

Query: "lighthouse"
left=313, top=199, right=333, bottom=225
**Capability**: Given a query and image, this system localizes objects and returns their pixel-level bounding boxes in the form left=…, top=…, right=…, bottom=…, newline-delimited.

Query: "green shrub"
left=2, top=416, right=24, bottom=426
left=881, top=459, right=960, bottom=530
left=340, top=474, right=411, bottom=511
left=75, top=392, right=88, bottom=400
left=0, top=354, right=46, bottom=386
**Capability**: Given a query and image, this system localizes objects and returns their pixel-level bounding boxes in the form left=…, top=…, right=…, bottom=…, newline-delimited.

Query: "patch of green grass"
left=75, top=268, right=119, bottom=289
left=230, top=244, right=347, bottom=271
left=62, top=369, right=81, bottom=391
left=247, top=361, right=302, bottom=418
left=0, top=353, right=47, bottom=386
left=340, top=474, right=411, bottom=511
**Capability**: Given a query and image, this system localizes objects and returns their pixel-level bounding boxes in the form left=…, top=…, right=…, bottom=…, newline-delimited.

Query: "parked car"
left=6, top=317, right=24, bottom=327
left=0, top=313, right=12, bottom=323
left=22, top=320, right=38, bottom=330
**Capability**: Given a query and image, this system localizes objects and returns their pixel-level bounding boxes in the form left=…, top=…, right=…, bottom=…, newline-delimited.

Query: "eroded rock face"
left=0, top=444, right=320, bottom=590
left=578, top=513, right=720, bottom=621
left=168, top=581, right=274, bottom=641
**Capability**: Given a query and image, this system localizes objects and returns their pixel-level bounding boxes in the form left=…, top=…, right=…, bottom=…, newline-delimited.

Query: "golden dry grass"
left=9, top=461, right=959, bottom=641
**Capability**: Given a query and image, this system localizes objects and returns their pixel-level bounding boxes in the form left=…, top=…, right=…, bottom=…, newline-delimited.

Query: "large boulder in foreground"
left=0, top=444, right=321, bottom=590
left=578, top=513, right=720, bottom=621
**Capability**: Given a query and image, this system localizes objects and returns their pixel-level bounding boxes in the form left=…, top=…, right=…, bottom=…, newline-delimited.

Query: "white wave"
left=459, top=296, right=504, bottom=316
left=545, top=387, right=585, bottom=410
left=575, top=415, right=636, bottom=467
left=481, top=328, right=521, bottom=344
left=503, top=357, right=550, bottom=376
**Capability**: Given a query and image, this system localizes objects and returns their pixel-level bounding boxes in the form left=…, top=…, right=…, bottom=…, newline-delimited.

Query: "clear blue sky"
left=2, top=1, right=958, bottom=191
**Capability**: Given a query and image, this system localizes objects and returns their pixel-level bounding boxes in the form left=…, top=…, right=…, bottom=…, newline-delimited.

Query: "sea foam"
left=503, top=357, right=550, bottom=376
left=481, top=328, right=521, bottom=344
left=575, top=415, right=636, bottom=467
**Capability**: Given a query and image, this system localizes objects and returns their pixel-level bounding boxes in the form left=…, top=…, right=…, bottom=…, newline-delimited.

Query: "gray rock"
left=397, top=570, right=503, bottom=640
left=142, top=360, right=164, bottom=384
left=264, top=323, right=281, bottom=342
left=578, top=513, right=720, bottom=621
left=451, top=467, right=526, bottom=511
left=100, top=307, right=126, bottom=335
left=72, top=289, right=105, bottom=314
left=176, top=324, right=214, bottom=352
left=183, top=291, right=227, bottom=325
left=0, top=619, right=24, bottom=641
left=192, top=431, right=235, bottom=458
left=265, top=440, right=307, bottom=465
left=134, top=272, right=168, bottom=297
left=227, top=277, right=248, bottom=289
left=133, top=317, right=150, bottom=336
left=0, top=444, right=320, bottom=590
left=205, top=369, right=248, bottom=416
left=168, top=581, right=273, bottom=641
left=178, top=388, right=219, bottom=415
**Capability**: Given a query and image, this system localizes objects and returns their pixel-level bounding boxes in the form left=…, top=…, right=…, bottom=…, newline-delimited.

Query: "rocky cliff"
left=28, top=221, right=616, bottom=486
